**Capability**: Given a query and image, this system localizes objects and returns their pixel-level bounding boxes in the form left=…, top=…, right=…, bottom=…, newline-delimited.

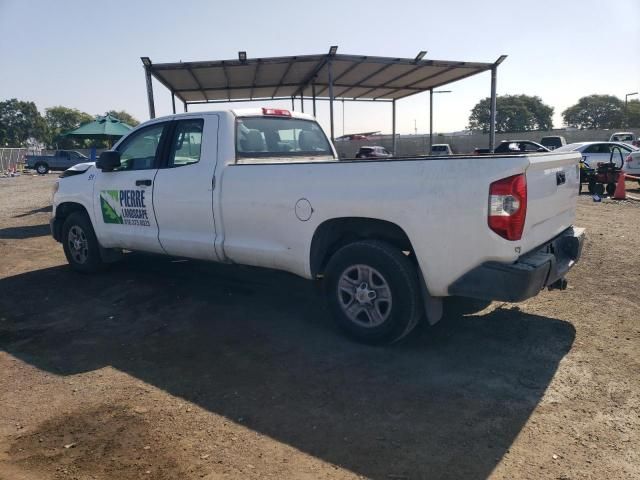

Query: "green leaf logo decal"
left=100, top=190, right=123, bottom=224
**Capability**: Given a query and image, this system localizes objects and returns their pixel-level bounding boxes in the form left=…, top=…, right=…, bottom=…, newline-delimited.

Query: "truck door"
left=53, top=151, right=69, bottom=170
left=152, top=116, right=220, bottom=261
left=92, top=121, right=170, bottom=254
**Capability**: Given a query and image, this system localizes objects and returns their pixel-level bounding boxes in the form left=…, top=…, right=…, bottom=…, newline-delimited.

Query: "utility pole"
left=625, top=92, right=638, bottom=127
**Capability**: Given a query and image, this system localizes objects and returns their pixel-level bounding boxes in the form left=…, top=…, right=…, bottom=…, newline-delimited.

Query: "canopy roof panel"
left=144, top=53, right=501, bottom=104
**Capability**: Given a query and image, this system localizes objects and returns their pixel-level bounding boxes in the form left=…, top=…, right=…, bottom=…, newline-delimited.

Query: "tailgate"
left=521, top=152, right=581, bottom=252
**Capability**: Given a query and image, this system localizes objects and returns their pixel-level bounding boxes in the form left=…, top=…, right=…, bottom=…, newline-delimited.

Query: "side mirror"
left=96, top=151, right=121, bottom=171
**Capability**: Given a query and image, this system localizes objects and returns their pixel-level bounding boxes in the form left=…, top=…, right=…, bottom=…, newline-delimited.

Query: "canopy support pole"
left=392, top=99, right=397, bottom=155
left=328, top=59, right=335, bottom=142
left=300, top=93, right=304, bottom=113
left=489, top=65, right=497, bottom=153
left=312, top=83, right=317, bottom=117
left=184, top=102, right=188, bottom=113
left=342, top=99, right=345, bottom=137
left=429, top=89, right=433, bottom=155
left=171, top=93, right=176, bottom=114
left=291, top=97, right=295, bottom=111
left=144, top=66, right=156, bottom=119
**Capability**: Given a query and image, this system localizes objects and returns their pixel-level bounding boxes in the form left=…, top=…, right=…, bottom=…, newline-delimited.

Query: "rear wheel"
left=587, top=179, right=596, bottom=194
left=324, top=240, right=422, bottom=344
left=606, top=182, right=616, bottom=196
left=35, top=162, right=49, bottom=174
left=61, top=212, right=105, bottom=273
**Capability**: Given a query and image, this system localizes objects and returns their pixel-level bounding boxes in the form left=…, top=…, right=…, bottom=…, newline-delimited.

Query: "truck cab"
left=51, top=108, right=584, bottom=344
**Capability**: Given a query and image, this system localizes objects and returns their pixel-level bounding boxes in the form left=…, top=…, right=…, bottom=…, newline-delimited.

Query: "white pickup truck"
left=51, top=108, right=585, bottom=343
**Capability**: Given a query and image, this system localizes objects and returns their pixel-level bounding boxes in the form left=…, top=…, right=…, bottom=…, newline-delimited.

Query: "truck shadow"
left=0, top=223, right=51, bottom=239
left=0, top=254, right=575, bottom=480
left=12, top=205, right=52, bottom=218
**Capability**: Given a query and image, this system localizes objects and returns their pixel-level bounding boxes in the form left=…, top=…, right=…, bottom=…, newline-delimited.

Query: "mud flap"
left=417, top=267, right=443, bottom=326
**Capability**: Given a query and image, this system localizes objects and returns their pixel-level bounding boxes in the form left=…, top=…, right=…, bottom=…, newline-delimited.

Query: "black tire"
left=61, top=211, right=105, bottom=273
left=444, top=296, right=492, bottom=316
left=606, top=182, right=616, bottom=196
left=594, top=183, right=605, bottom=196
left=324, top=240, right=422, bottom=344
left=35, top=162, right=49, bottom=174
left=587, top=179, right=596, bottom=194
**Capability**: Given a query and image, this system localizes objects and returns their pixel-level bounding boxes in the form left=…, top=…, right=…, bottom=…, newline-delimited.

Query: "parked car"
left=51, top=108, right=584, bottom=344
left=355, top=146, right=392, bottom=158
left=609, top=132, right=636, bottom=144
left=474, top=140, right=549, bottom=155
left=540, top=136, right=567, bottom=150
left=623, top=150, right=640, bottom=184
left=25, top=150, right=89, bottom=174
left=431, top=144, right=453, bottom=155
left=555, top=142, right=637, bottom=167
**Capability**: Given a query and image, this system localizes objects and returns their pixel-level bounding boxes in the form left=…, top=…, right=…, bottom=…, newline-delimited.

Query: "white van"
left=431, top=144, right=453, bottom=155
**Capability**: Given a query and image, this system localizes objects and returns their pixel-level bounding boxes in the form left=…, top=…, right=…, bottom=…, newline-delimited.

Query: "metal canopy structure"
left=141, top=49, right=507, bottom=152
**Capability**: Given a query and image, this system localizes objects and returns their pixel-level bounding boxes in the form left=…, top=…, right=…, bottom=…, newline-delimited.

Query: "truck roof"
left=144, top=108, right=316, bottom=124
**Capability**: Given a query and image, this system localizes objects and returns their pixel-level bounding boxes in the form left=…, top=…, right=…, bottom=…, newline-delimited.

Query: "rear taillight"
left=488, top=174, right=527, bottom=241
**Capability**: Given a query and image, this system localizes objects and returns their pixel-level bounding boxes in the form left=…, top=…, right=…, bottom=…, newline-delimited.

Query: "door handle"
left=136, top=179, right=152, bottom=186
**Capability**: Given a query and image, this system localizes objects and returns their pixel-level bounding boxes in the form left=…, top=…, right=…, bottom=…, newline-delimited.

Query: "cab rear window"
left=236, top=117, right=332, bottom=159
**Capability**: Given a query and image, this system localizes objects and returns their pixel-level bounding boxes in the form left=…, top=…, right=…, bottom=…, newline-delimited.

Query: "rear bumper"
left=448, top=226, right=585, bottom=302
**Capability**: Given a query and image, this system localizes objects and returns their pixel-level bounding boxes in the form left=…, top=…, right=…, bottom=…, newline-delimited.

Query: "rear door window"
left=236, top=116, right=332, bottom=161
left=167, top=119, right=203, bottom=167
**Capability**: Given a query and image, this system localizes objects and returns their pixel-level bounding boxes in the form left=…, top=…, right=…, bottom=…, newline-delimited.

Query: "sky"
left=1, top=0, right=639, bottom=135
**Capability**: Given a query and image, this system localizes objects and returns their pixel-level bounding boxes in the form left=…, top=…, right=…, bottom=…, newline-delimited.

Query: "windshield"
left=612, top=134, right=633, bottom=141
left=236, top=117, right=333, bottom=159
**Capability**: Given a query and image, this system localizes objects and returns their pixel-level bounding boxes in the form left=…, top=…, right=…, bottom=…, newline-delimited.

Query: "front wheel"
left=324, top=240, right=422, bottom=344
left=35, top=163, right=49, bottom=174
left=61, top=212, right=105, bottom=273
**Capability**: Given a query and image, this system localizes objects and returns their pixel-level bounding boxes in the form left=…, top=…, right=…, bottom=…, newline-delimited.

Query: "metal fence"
left=0, top=147, right=42, bottom=175
left=334, top=128, right=640, bottom=157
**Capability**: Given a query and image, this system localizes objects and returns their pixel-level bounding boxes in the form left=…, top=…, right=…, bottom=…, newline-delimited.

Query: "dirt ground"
left=0, top=174, right=638, bottom=480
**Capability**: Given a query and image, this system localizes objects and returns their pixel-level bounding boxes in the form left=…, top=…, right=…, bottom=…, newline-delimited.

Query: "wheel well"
left=52, top=202, right=89, bottom=241
left=310, top=217, right=414, bottom=277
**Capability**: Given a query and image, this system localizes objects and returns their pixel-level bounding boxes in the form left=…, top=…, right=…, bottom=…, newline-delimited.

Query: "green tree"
left=0, top=98, right=47, bottom=146
left=44, top=106, right=93, bottom=148
left=625, top=99, right=640, bottom=127
left=106, top=110, right=140, bottom=127
left=468, top=95, right=554, bottom=133
left=562, top=95, right=624, bottom=129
